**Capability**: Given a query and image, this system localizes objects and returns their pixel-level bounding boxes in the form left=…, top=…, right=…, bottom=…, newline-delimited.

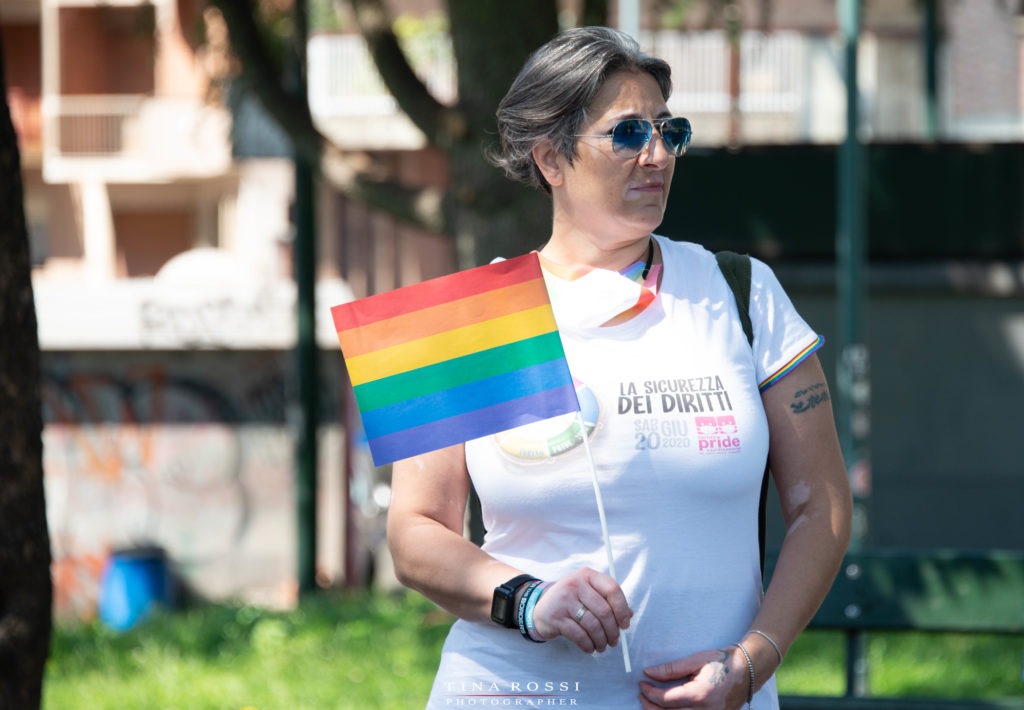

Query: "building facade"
left=4, top=0, right=1024, bottom=619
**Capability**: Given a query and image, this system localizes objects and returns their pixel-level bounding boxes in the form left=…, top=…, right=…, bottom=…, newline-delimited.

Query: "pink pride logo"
left=697, top=415, right=741, bottom=454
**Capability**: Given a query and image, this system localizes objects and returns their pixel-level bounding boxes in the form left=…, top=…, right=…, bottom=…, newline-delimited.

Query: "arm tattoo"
left=791, top=381, right=830, bottom=414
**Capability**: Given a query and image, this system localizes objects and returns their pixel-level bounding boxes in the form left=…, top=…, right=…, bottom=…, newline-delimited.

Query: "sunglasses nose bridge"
left=611, top=119, right=687, bottom=158
left=638, top=120, right=674, bottom=160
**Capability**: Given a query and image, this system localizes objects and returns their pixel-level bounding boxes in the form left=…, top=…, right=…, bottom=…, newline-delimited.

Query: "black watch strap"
left=490, top=574, right=538, bottom=628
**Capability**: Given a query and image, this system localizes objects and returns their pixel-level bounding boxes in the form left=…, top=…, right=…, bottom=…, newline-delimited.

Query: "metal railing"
left=44, top=94, right=146, bottom=157
left=308, top=32, right=456, bottom=117
left=308, top=30, right=815, bottom=142
left=40, top=94, right=233, bottom=182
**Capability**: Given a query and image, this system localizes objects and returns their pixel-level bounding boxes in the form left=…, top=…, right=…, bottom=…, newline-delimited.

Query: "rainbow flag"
left=331, top=253, right=580, bottom=465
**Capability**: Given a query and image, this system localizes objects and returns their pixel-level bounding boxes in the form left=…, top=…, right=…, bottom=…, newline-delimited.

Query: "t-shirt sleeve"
left=749, top=257, right=824, bottom=391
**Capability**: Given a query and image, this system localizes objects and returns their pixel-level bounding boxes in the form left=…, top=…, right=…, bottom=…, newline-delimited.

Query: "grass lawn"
left=779, top=628, right=1024, bottom=699
left=44, top=591, right=1023, bottom=709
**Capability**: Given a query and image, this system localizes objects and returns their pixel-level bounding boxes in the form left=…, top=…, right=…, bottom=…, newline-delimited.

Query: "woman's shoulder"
left=656, top=236, right=746, bottom=286
left=654, top=234, right=712, bottom=260
left=654, top=235, right=718, bottom=276
left=656, top=237, right=785, bottom=289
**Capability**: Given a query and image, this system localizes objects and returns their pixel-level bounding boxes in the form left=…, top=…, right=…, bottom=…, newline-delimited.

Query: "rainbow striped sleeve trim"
left=757, top=335, right=825, bottom=392
left=331, top=253, right=580, bottom=466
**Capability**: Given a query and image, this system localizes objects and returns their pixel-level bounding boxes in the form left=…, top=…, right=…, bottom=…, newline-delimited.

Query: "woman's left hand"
left=638, top=646, right=750, bottom=710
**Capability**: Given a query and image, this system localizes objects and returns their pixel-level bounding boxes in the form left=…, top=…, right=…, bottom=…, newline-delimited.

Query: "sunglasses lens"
left=660, top=117, right=692, bottom=156
left=611, top=120, right=653, bottom=157
left=608, top=118, right=692, bottom=157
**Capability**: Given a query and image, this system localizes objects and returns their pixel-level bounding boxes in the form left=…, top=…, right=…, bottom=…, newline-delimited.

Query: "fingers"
left=638, top=654, right=701, bottom=708
left=589, top=569, right=633, bottom=632
left=575, top=584, right=623, bottom=650
left=532, top=567, right=633, bottom=654
left=638, top=676, right=702, bottom=709
left=639, top=647, right=748, bottom=709
left=637, top=686, right=673, bottom=710
left=638, top=681, right=691, bottom=710
left=643, top=655, right=703, bottom=682
left=557, top=604, right=603, bottom=654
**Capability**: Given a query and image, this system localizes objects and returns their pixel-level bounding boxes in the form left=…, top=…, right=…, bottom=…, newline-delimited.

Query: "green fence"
left=766, top=549, right=1024, bottom=710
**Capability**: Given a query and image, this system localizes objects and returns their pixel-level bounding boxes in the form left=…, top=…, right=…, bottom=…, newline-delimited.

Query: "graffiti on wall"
left=138, top=295, right=290, bottom=349
left=41, top=352, right=327, bottom=620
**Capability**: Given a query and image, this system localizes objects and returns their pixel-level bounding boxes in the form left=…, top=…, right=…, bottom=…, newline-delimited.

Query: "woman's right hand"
left=531, top=567, right=633, bottom=653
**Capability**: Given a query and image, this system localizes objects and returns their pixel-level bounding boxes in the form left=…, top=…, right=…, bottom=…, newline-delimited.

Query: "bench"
left=763, top=549, right=1024, bottom=710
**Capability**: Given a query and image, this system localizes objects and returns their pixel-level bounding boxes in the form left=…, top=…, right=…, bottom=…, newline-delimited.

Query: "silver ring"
left=573, top=605, right=588, bottom=622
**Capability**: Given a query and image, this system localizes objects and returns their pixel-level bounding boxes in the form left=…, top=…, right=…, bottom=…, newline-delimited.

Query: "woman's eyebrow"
left=606, top=109, right=671, bottom=122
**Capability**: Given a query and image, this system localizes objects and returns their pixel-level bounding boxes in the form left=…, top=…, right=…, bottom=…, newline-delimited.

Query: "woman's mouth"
left=630, top=182, right=664, bottom=193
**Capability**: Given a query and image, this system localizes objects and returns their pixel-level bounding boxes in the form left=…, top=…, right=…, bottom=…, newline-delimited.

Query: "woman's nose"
left=638, top=127, right=674, bottom=167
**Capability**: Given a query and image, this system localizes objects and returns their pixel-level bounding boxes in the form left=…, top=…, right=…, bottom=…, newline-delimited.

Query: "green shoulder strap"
left=714, top=250, right=770, bottom=579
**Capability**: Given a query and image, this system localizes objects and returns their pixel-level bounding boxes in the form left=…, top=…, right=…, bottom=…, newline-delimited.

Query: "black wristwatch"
left=490, top=574, right=538, bottom=628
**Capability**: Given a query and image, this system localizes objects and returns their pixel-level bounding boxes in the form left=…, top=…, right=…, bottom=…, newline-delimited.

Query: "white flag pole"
left=576, top=410, right=632, bottom=673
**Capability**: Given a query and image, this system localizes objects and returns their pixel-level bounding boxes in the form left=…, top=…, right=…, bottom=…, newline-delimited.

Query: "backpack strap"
left=715, top=251, right=770, bottom=579
left=714, top=251, right=754, bottom=347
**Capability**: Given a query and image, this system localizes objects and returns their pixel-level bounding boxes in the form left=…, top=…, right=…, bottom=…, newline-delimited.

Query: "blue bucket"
left=98, top=547, right=172, bottom=631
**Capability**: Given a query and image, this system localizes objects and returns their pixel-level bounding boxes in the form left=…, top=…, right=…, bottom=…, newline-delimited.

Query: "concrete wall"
left=42, top=349, right=357, bottom=620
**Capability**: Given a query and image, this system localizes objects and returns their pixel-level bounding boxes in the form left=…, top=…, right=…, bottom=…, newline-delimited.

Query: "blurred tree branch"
left=348, top=0, right=468, bottom=149
left=210, top=0, right=446, bottom=233
left=211, top=0, right=560, bottom=264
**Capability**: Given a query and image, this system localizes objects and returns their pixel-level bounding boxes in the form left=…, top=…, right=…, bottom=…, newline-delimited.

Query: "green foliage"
left=777, top=630, right=1024, bottom=699
left=391, top=12, right=450, bottom=40
left=254, top=1, right=293, bottom=69
left=657, top=0, right=701, bottom=30
left=309, top=0, right=346, bottom=32
left=390, top=12, right=453, bottom=85
left=45, top=593, right=1024, bottom=709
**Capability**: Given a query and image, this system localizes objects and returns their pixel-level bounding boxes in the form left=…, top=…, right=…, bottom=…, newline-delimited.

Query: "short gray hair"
left=488, top=26, right=672, bottom=194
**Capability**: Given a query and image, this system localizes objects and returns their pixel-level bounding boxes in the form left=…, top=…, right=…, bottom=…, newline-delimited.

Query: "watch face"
left=491, top=593, right=512, bottom=625
left=491, top=574, right=535, bottom=627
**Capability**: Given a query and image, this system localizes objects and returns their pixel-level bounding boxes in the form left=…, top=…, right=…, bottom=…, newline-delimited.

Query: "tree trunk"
left=582, top=0, right=610, bottom=27
left=219, top=1, right=563, bottom=265
left=0, top=38, right=53, bottom=710
left=446, top=0, right=559, bottom=266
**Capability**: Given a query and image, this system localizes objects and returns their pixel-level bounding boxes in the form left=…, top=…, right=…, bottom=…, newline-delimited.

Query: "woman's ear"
left=531, top=140, right=566, bottom=189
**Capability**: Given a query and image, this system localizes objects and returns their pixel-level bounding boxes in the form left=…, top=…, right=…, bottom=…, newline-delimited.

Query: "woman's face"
left=549, top=70, right=676, bottom=249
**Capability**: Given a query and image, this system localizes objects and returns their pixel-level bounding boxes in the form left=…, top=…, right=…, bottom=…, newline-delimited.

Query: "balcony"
left=308, top=31, right=456, bottom=150
left=42, top=94, right=232, bottom=183
left=308, top=28, right=1023, bottom=147
left=307, top=30, right=844, bottom=148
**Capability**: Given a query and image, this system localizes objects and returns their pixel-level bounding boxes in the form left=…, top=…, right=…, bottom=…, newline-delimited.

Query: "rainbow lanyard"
left=537, top=241, right=661, bottom=327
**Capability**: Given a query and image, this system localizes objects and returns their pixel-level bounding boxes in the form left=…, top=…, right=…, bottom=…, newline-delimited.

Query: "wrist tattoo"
left=708, top=648, right=732, bottom=686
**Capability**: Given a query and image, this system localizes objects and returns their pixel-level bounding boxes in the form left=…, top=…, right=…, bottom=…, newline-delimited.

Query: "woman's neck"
left=540, top=227, right=653, bottom=273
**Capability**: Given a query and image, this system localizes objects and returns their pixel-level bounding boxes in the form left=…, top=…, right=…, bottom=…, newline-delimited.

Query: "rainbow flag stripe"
left=758, top=334, right=825, bottom=391
left=331, top=253, right=580, bottom=465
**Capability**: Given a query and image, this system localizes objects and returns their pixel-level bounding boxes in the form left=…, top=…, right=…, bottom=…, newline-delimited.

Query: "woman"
left=387, top=26, right=851, bottom=710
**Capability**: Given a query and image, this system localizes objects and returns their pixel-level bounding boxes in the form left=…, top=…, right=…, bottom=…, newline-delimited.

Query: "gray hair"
left=488, top=26, right=672, bottom=194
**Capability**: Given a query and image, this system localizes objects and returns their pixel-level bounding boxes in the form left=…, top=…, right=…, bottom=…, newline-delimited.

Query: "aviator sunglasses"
left=575, top=117, right=692, bottom=158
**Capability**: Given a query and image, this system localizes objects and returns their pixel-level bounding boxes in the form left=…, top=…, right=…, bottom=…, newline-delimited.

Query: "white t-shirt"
left=425, top=236, right=822, bottom=710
